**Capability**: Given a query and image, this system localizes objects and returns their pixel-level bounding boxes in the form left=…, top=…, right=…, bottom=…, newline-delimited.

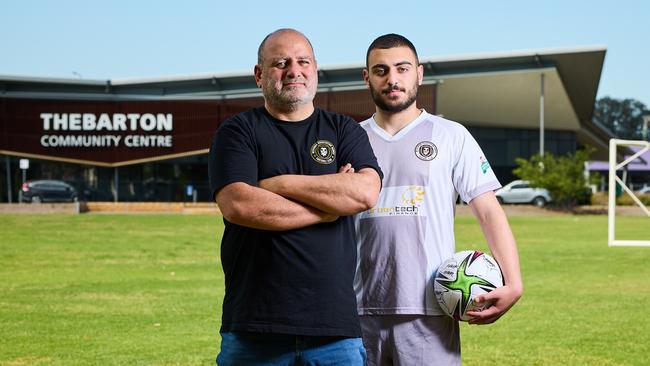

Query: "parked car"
left=20, top=180, right=78, bottom=203
left=495, top=180, right=552, bottom=207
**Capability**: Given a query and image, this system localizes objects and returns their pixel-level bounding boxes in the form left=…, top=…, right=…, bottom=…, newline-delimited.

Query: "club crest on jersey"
left=310, top=140, right=336, bottom=164
left=415, top=141, right=437, bottom=161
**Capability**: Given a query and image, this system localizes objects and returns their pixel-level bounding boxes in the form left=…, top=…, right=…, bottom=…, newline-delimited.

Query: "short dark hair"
left=366, top=33, right=419, bottom=68
left=257, top=28, right=314, bottom=65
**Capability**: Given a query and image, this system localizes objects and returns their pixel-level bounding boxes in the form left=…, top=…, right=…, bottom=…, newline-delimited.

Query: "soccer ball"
left=433, top=250, right=503, bottom=321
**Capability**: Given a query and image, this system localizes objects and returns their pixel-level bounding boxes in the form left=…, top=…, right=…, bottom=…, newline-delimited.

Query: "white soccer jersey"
left=354, top=110, right=501, bottom=315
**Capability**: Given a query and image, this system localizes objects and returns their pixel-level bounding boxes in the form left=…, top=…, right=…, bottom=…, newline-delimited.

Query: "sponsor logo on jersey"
left=480, top=155, right=491, bottom=174
left=310, top=140, right=336, bottom=164
left=415, top=141, right=437, bottom=161
left=401, top=185, right=425, bottom=205
left=362, top=185, right=425, bottom=217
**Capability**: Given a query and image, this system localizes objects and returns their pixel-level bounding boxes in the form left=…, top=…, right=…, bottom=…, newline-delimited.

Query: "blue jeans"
left=216, top=332, right=367, bottom=366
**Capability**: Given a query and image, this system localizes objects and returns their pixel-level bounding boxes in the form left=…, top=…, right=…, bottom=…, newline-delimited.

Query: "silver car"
left=495, top=180, right=552, bottom=207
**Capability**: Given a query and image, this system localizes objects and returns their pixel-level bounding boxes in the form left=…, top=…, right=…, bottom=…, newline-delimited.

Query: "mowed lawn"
left=0, top=214, right=224, bottom=366
left=456, top=214, right=650, bottom=366
left=1, top=213, right=649, bottom=365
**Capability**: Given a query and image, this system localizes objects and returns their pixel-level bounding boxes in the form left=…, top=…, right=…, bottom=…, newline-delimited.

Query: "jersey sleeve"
left=452, top=126, right=501, bottom=203
left=336, top=117, right=383, bottom=180
left=208, top=118, right=258, bottom=201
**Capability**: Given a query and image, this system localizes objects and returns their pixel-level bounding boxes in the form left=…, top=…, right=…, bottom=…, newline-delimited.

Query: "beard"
left=369, top=81, right=418, bottom=113
left=263, top=79, right=316, bottom=112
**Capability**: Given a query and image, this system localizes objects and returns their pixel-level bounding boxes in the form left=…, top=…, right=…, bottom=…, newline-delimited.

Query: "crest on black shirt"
left=310, top=140, right=336, bottom=164
left=415, top=141, right=437, bottom=161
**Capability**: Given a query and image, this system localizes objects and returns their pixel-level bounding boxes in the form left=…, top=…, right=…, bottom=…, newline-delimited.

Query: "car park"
left=20, top=180, right=78, bottom=203
left=495, top=180, right=552, bottom=207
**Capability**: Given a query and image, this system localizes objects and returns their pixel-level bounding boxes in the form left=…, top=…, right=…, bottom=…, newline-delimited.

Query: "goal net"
left=608, top=139, right=650, bottom=247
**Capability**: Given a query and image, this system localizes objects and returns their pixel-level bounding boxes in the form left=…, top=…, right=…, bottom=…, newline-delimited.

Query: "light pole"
left=18, top=159, right=29, bottom=203
left=539, top=73, right=544, bottom=157
left=4, top=156, right=11, bottom=203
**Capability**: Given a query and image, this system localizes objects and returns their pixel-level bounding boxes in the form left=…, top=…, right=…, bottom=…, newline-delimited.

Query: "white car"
left=495, top=180, right=552, bottom=207
left=636, top=186, right=650, bottom=195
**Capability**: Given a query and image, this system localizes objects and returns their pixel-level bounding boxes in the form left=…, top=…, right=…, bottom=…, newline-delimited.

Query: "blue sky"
left=2, top=0, right=649, bottom=106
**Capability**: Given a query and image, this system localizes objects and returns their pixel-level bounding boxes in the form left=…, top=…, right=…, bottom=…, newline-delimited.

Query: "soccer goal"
left=608, top=139, right=650, bottom=247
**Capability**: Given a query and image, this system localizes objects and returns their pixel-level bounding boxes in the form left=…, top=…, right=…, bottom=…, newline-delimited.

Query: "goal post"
left=608, top=139, right=650, bottom=247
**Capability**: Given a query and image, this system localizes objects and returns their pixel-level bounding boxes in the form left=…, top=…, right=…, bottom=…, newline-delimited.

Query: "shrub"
left=513, top=149, right=594, bottom=208
left=590, top=191, right=650, bottom=206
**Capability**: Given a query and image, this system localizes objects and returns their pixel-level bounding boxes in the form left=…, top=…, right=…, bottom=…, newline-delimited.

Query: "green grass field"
left=1, top=213, right=649, bottom=365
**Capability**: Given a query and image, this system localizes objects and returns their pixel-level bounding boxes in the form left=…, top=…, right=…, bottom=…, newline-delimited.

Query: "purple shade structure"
left=589, top=145, right=650, bottom=172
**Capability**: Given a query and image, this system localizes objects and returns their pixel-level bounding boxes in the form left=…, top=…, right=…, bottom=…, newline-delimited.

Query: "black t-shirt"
left=208, top=107, right=382, bottom=337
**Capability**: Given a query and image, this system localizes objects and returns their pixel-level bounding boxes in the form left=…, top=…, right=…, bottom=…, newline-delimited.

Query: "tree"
left=593, top=97, right=650, bottom=140
left=513, top=149, right=595, bottom=208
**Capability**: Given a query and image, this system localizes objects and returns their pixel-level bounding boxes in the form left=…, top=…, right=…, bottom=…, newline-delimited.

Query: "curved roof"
left=0, top=45, right=610, bottom=157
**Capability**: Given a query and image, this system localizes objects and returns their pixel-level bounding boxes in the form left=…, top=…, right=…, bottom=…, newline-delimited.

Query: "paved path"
left=0, top=203, right=647, bottom=216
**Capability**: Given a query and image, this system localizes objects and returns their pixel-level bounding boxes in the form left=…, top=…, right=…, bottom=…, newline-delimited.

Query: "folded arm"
left=258, top=167, right=381, bottom=216
left=216, top=182, right=338, bottom=231
left=466, top=191, right=524, bottom=324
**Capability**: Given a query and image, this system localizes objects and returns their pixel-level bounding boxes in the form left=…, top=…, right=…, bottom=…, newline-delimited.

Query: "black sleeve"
left=336, top=116, right=383, bottom=181
left=208, top=117, right=258, bottom=201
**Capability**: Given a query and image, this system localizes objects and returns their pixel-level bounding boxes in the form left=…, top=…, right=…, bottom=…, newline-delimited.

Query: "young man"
left=354, top=34, right=523, bottom=365
left=208, top=28, right=382, bottom=365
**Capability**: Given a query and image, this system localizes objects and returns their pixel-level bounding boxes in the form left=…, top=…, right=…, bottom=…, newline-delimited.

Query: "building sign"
left=39, top=113, right=173, bottom=148
left=0, top=98, right=253, bottom=166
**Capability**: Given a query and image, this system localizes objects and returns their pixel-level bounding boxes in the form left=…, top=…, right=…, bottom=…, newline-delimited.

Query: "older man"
left=208, top=28, right=382, bottom=365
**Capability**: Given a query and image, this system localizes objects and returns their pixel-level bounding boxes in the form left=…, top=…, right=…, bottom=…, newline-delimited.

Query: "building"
left=589, top=146, right=650, bottom=191
left=0, top=46, right=610, bottom=202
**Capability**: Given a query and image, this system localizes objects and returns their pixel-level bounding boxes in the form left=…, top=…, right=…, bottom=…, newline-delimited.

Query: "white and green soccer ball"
left=433, top=250, right=504, bottom=321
